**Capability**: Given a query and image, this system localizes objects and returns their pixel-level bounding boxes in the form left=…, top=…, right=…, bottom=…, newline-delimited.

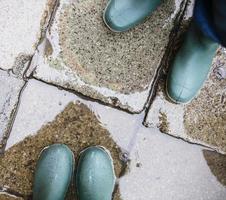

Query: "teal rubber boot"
left=76, top=146, right=116, bottom=200
left=33, top=144, right=74, bottom=200
left=103, top=0, right=163, bottom=32
left=166, top=23, right=218, bottom=104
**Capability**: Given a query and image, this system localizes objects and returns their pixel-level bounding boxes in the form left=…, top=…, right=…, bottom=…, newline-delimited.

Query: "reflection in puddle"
left=0, top=102, right=125, bottom=199
left=203, top=150, right=226, bottom=187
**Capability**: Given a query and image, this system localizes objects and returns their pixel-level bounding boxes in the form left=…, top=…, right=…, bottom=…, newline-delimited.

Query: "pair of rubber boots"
left=33, top=144, right=115, bottom=200
left=104, top=0, right=218, bottom=103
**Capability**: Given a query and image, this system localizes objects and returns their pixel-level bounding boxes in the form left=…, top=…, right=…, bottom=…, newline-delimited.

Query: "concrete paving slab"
left=0, top=0, right=56, bottom=71
left=120, top=130, right=226, bottom=200
left=6, top=80, right=137, bottom=151
left=32, top=0, right=186, bottom=113
left=144, top=47, right=226, bottom=154
left=3, top=79, right=133, bottom=199
left=0, top=70, right=25, bottom=153
left=2, top=79, right=226, bottom=200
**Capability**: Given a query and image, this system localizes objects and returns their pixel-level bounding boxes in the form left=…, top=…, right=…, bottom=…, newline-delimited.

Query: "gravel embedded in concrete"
left=145, top=47, right=226, bottom=154
left=33, top=0, right=185, bottom=113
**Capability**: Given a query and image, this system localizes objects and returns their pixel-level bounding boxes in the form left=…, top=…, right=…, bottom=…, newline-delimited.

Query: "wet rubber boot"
left=33, top=144, right=74, bottom=200
left=103, top=0, right=163, bottom=32
left=166, top=23, right=218, bottom=104
left=76, top=146, right=116, bottom=200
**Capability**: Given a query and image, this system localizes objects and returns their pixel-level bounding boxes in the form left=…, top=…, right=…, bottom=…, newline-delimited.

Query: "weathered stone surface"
left=120, top=130, right=226, bottom=200
left=0, top=102, right=124, bottom=199
left=32, top=0, right=186, bottom=113
left=2, top=80, right=226, bottom=200
left=0, top=193, right=23, bottom=200
left=5, top=79, right=140, bottom=151
left=0, top=0, right=56, bottom=71
left=145, top=48, right=226, bottom=154
left=5, top=79, right=142, bottom=199
left=0, top=70, right=25, bottom=152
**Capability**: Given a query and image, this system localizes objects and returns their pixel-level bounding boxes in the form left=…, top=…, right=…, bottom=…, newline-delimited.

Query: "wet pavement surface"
left=32, top=0, right=185, bottom=113
left=1, top=79, right=226, bottom=200
left=0, top=193, right=23, bottom=200
left=0, top=101, right=124, bottom=199
left=0, top=0, right=226, bottom=199
left=0, top=70, right=25, bottom=153
left=145, top=47, right=226, bottom=154
left=0, top=0, right=55, bottom=70
left=203, top=150, right=226, bottom=187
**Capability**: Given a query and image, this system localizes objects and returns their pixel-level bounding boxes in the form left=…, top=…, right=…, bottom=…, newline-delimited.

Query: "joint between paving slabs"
left=0, top=0, right=59, bottom=80
left=31, top=76, right=142, bottom=115
left=0, top=67, right=7, bottom=72
left=16, top=0, right=191, bottom=158
left=143, top=0, right=191, bottom=125
left=158, top=128, right=226, bottom=155
left=142, top=1, right=226, bottom=155
left=23, top=0, right=60, bottom=80
left=0, top=0, right=62, bottom=153
left=0, top=186, right=28, bottom=199
left=0, top=0, right=194, bottom=155
left=25, top=0, right=189, bottom=117
left=0, top=81, right=28, bottom=154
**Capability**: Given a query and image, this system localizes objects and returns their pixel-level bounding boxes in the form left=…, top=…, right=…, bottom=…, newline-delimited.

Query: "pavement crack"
left=23, top=0, right=60, bottom=79
left=0, top=186, right=28, bottom=199
left=0, top=68, right=9, bottom=73
left=143, top=0, right=191, bottom=125
left=0, top=81, right=28, bottom=154
left=31, top=76, right=139, bottom=115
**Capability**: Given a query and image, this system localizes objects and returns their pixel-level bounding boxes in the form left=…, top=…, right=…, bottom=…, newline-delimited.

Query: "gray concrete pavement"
left=0, top=0, right=225, bottom=199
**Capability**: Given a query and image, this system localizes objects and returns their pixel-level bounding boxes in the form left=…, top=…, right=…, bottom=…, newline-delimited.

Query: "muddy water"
left=0, top=102, right=125, bottom=199
left=203, top=150, right=226, bottom=187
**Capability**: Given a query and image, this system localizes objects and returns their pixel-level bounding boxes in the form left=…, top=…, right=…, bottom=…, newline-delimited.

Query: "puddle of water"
left=203, top=150, right=226, bottom=187
left=2, top=79, right=226, bottom=200
left=0, top=102, right=125, bottom=199
left=6, top=79, right=143, bottom=156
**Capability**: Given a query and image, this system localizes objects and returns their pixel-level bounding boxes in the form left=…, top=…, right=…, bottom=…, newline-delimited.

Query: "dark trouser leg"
left=212, top=0, right=226, bottom=47
left=166, top=0, right=220, bottom=103
left=194, top=0, right=226, bottom=47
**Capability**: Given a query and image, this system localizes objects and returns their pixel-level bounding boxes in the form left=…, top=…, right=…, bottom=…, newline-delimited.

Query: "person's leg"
left=212, top=0, right=226, bottom=47
left=166, top=0, right=221, bottom=103
left=166, top=23, right=218, bottom=103
left=193, top=0, right=220, bottom=43
left=33, top=144, right=74, bottom=200
left=103, top=0, right=163, bottom=32
left=193, top=0, right=226, bottom=46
